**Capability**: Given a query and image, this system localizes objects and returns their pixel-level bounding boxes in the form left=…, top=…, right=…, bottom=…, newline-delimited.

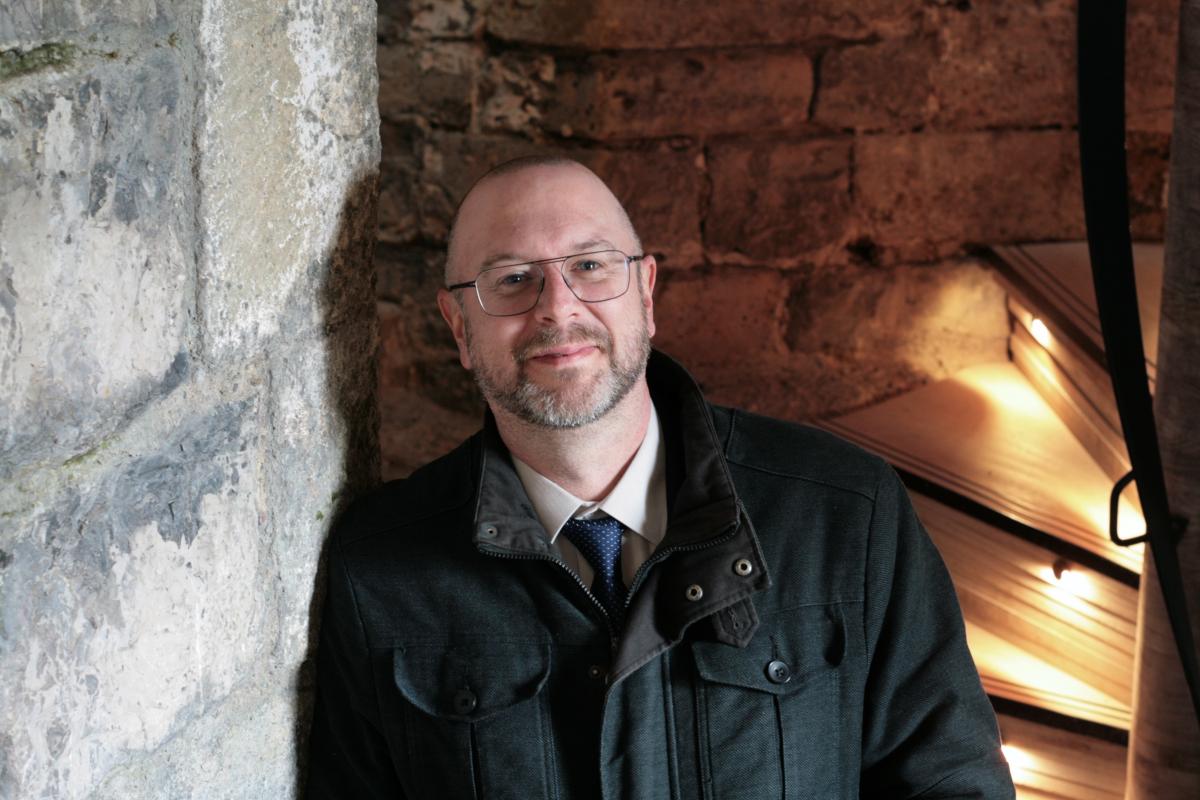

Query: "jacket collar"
left=469, top=350, right=741, bottom=554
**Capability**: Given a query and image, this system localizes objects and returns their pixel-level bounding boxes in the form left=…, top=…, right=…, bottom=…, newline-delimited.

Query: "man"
left=307, top=156, right=1015, bottom=798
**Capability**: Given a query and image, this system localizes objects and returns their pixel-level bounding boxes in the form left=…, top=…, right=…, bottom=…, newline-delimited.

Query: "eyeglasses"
left=447, top=249, right=645, bottom=317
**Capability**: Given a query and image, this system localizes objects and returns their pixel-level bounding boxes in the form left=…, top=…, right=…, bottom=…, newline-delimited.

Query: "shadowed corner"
left=293, top=168, right=383, bottom=798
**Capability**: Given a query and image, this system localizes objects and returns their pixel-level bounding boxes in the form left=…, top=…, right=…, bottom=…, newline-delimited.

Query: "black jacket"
left=307, top=351, right=1014, bottom=799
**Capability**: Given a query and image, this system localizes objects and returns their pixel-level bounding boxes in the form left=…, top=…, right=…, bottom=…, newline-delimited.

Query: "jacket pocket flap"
left=692, top=606, right=843, bottom=695
left=393, top=639, right=551, bottom=722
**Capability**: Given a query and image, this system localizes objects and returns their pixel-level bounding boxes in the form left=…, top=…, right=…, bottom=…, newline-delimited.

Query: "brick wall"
left=376, top=0, right=1178, bottom=479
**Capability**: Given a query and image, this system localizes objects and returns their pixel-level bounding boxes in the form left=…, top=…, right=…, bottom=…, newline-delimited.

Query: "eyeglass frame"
left=445, top=249, right=647, bottom=317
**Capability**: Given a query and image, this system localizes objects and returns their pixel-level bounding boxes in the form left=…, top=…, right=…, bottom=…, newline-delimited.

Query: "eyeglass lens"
left=476, top=250, right=630, bottom=316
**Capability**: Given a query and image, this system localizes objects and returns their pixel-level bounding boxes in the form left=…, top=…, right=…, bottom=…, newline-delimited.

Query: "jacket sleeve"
left=306, top=529, right=407, bottom=799
left=859, top=466, right=1015, bottom=799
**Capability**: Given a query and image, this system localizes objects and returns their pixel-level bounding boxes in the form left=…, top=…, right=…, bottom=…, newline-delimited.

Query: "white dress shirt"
left=512, top=403, right=668, bottom=588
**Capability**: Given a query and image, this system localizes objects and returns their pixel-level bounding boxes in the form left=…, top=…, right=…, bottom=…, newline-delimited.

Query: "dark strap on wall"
left=1077, top=2, right=1200, bottom=726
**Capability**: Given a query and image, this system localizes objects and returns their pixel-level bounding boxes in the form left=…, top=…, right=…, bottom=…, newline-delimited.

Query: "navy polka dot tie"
left=561, top=516, right=627, bottom=628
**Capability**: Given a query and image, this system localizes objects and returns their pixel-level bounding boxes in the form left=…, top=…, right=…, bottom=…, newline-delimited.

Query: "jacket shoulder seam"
left=724, top=457, right=878, bottom=503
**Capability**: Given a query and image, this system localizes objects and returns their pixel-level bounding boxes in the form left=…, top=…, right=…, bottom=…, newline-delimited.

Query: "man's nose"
left=534, top=262, right=582, bottom=321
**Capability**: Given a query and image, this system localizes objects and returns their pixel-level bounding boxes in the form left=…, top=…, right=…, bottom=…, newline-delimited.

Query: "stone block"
left=1128, top=130, right=1170, bottom=240
left=378, top=41, right=480, bottom=128
left=379, top=119, right=424, bottom=243
left=91, top=685, right=300, bottom=799
left=378, top=0, right=487, bottom=42
left=854, top=131, right=1085, bottom=262
left=0, top=1, right=160, bottom=48
left=486, top=0, right=921, bottom=48
left=483, top=50, right=813, bottom=139
left=784, top=260, right=1008, bottom=378
left=652, top=268, right=788, bottom=370
left=705, top=138, right=854, bottom=264
left=478, top=52, right=559, bottom=134
left=196, top=0, right=379, bottom=358
left=1127, top=3, right=1179, bottom=133
left=925, top=0, right=1076, bottom=130
left=0, top=399, right=270, bottom=798
left=0, top=54, right=191, bottom=475
left=815, top=35, right=939, bottom=132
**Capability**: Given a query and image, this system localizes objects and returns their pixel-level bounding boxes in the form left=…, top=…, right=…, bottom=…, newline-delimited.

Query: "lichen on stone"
left=0, top=43, right=77, bottom=82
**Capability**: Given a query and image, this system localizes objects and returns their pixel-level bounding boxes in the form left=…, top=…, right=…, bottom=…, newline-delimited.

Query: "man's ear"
left=639, top=254, right=657, bottom=339
left=437, top=289, right=472, bottom=370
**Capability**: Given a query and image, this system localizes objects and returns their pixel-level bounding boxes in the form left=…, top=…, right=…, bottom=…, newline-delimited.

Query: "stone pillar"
left=0, top=1, right=379, bottom=797
left=1127, top=0, right=1200, bottom=797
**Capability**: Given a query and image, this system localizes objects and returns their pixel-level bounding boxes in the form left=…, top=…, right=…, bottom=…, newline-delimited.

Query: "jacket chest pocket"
left=690, top=607, right=845, bottom=800
left=384, top=639, right=555, bottom=800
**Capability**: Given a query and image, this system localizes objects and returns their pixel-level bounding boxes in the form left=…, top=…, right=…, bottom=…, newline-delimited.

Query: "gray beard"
left=468, top=317, right=651, bottom=430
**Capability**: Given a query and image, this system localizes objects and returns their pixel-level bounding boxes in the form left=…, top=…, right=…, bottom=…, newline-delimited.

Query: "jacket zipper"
left=478, top=547, right=620, bottom=650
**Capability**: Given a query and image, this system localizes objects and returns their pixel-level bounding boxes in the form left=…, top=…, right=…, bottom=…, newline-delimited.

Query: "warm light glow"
left=1042, top=559, right=1095, bottom=599
left=1002, top=744, right=1035, bottom=784
left=970, top=367, right=1057, bottom=419
left=1083, top=498, right=1147, bottom=547
left=1030, top=317, right=1053, bottom=349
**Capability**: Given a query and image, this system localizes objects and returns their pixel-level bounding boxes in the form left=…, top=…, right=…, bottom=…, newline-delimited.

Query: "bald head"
left=445, top=157, right=642, bottom=285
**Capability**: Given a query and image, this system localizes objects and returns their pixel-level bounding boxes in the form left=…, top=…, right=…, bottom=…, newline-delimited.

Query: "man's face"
left=437, top=164, right=657, bottom=429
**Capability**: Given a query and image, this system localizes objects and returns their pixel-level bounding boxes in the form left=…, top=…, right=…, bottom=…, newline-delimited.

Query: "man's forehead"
left=453, top=164, right=631, bottom=267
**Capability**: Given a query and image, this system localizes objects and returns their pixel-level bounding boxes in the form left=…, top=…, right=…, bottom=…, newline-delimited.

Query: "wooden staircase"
left=820, top=242, right=1163, bottom=798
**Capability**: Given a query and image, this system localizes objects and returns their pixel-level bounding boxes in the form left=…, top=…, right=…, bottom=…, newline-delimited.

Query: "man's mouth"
left=525, top=343, right=600, bottom=363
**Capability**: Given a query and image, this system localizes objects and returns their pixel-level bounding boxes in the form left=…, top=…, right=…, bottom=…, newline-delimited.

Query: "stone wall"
left=375, top=0, right=1178, bottom=479
left=0, top=2, right=379, bottom=798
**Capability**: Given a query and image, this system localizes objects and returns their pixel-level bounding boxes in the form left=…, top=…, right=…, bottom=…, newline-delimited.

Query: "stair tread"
left=914, top=492, right=1136, bottom=707
left=990, top=241, right=1162, bottom=384
left=969, top=622, right=1130, bottom=729
left=998, top=712, right=1127, bottom=799
left=821, top=362, right=1144, bottom=573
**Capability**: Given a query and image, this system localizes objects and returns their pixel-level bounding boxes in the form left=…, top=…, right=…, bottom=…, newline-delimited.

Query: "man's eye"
left=572, top=260, right=602, bottom=272
left=497, top=272, right=531, bottom=286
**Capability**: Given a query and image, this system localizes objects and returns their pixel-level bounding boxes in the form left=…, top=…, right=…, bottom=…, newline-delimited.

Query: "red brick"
left=652, top=269, right=788, bottom=369
left=533, top=50, right=813, bottom=139
left=854, top=131, right=1085, bottom=262
left=486, top=0, right=922, bottom=48
left=705, top=138, right=854, bottom=264
left=378, top=42, right=481, bottom=128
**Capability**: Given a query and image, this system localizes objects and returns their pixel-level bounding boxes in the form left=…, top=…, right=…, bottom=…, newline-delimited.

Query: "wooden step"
left=968, top=622, right=1130, bottom=730
left=915, top=493, right=1137, bottom=713
left=998, top=713, right=1127, bottom=799
left=1009, top=312, right=1130, bottom=482
left=987, top=241, right=1162, bottom=389
left=821, top=362, right=1145, bottom=574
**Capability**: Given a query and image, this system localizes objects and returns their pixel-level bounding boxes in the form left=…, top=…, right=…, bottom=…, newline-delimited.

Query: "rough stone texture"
left=705, top=138, right=855, bottom=265
left=855, top=131, right=1087, bottom=262
left=372, top=0, right=1179, bottom=479
left=482, top=50, right=814, bottom=140
left=485, top=0, right=923, bottom=48
left=0, top=0, right=380, bottom=797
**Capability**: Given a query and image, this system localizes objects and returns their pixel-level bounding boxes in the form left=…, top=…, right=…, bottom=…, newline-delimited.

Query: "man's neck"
left=493, top=382, right=653, bottom=502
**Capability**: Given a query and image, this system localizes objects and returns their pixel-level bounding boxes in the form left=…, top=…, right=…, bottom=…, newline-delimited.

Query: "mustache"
left=515, top=324, right=612, bottom=362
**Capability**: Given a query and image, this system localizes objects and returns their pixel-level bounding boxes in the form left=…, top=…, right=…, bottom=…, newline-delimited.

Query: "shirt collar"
left=513, top=402, right=667, bottom=546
